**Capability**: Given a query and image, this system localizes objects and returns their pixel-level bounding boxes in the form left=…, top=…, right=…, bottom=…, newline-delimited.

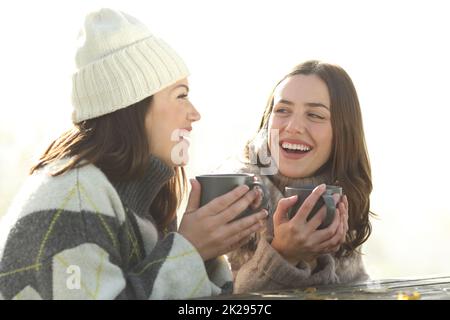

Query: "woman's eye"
left=177, top=93, right=188, bottom=99
left=309, top=113, right=325, bottom=120
left=274, top=108, right=288, bottom=114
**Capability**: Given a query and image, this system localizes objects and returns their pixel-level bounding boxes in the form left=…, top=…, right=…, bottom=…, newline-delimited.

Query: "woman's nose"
left=285, top=114, right=305, bottom=134
left=188, top=103, right=201, bottom=122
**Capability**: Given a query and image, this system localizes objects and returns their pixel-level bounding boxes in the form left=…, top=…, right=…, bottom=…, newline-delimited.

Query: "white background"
left=1, top=0, right=450, bottom=279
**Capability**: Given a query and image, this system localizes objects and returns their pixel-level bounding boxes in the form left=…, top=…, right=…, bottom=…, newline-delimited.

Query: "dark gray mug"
left=196, top=173, right=269, bottom=221
left=285, top=185, right=343, bottom=229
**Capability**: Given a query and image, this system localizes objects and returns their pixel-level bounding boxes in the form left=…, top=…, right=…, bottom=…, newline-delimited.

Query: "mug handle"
left=319, top=194, right=336, bottom=229
left=249, top=180, right=269, bottom=213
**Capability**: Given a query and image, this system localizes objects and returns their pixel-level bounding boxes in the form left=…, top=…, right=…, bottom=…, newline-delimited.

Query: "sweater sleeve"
left=154, top=215, right=233, bottom=297
left=0, top=171, right=232, bottom=300
left=127, top=232, right=232, bottom=299
left=1, top=213, right=234, bottom=300
left=166, top=215, right=233, bottom=293
left=231, top=238, right=339, bottom=293
left=229, top=236, right=370, bottom=294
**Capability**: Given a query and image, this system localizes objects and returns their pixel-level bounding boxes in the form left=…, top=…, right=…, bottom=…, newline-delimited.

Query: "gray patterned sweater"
left=220, top=159, right=369, bottom=294
left=0, top=157, right=232, bottom=299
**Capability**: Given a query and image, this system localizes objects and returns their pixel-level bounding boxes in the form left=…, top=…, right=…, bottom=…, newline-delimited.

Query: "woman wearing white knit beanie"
left=0, top=8, right=267, bottom=300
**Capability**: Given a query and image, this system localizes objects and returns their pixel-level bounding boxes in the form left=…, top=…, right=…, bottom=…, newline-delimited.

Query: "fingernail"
left=316, top=183, right=326, bottom=190
left=288, top=195, right=298, bottom=201
left=261, top=209, right=269, bottom=217
left=254, top=187, right=262, bottom=196
left=240, top=185, right=250, bottom=192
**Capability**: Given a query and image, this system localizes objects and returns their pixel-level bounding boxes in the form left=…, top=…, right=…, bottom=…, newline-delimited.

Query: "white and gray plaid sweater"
left=0, top=157, right=232, bottom=300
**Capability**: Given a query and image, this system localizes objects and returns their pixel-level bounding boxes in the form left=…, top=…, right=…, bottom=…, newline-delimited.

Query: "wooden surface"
left=211, top=276, right=450, bottom=300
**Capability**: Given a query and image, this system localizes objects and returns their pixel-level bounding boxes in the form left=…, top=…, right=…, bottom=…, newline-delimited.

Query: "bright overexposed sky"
left=1, top=0, right=450, bottom=279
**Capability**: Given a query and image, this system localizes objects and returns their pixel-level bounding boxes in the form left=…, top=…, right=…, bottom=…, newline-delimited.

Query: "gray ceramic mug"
left=285, top=185, right=343, bottom=229
left=196, top=173, right=269, bottom=221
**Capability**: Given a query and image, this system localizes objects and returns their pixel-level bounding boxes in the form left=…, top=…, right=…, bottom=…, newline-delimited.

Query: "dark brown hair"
left=247, top=60, right=373, bottom=257
left=31, top=96, right=186, bottom=229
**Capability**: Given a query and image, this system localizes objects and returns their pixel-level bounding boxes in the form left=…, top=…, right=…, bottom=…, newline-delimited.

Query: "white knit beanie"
left=71, top=8, right=189, bottom=123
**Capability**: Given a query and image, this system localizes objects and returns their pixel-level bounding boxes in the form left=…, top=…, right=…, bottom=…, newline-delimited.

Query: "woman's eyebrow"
left=171, top=84, right=189, bottom=92
left=305, top=102, right=329, bottom=110
left=275, top=99, right=295, bottom=106
left=276, top=99, right=329, bottom=110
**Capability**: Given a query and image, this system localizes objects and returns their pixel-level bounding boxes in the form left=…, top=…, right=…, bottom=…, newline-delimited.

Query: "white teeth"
left=281, top=142, right=311, bottom=151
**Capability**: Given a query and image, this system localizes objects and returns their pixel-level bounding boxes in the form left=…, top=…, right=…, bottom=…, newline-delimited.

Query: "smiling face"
left=145, top=78, right=201, bottom=166
left=268, top=74, right=333, bottom=178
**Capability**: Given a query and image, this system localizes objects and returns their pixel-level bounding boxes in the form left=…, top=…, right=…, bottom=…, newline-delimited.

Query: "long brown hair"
left=247, top=60, right=373, bottom=257
left=31, top=96, right=186, bottom=229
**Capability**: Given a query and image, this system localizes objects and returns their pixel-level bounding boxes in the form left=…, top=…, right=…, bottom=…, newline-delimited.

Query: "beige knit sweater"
left=220, top=158, right=369, bottom=294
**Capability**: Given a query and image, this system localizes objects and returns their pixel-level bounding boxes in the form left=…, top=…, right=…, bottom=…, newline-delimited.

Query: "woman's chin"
left=278, top=166, right=310, bottom=179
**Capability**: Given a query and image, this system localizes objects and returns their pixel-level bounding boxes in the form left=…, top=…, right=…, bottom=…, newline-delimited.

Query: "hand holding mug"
left=178, top=179, right=268, bottom=261
left=271, top=184, right=348, bottom=266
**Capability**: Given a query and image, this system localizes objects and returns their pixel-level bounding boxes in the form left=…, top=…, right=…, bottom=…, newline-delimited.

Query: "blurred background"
left=1, top=0, right=449, bottom=279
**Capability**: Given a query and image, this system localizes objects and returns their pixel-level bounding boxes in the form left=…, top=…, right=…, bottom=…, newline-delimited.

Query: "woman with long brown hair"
left=226, top=60, right=373, bottom=293
left=0, top=8, right=267, bottom=300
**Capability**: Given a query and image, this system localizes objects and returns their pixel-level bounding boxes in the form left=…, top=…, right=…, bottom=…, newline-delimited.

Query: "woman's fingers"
left=310, top=206, right=341, bottom=243
left=318, top=203, right=348, bottom=254
left=249, top=186, right=263, bottom=210
left=224, top=208, right=268, bottom=235
left=339, top=201, right=349, bottom=234
left=185, top=179, right=202, bottom=214
left=273, top=196, right=298, bottom=226
left=216, top=188, right=263, bottom=223
left=224, top=224, right=262, bottom=253
left=222, top=210, right=267, bottom=249
left=305, top=205, right=328, bottom=231
left=201, top=184, right=250, bottom=216
left=291, top=184, right=326, bottom=224
left=317, top=209, right=345, bottom=252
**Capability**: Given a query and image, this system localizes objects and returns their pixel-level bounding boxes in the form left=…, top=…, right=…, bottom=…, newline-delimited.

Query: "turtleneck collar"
left=268, top=169, right=332, bottom=194
left=112, top=156, right=175, bottom=217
